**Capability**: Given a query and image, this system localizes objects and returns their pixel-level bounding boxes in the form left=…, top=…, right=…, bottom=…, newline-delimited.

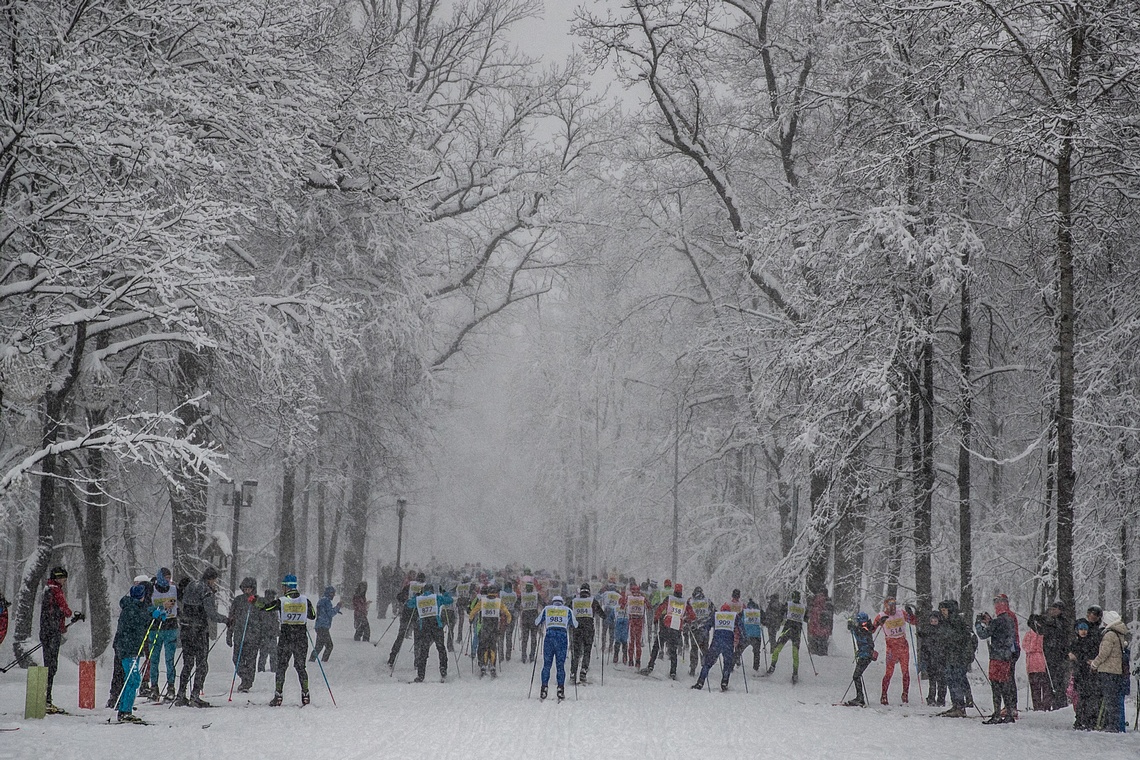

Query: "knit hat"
left=282, top=574, right=298, bottom=587
left=552, top=595, right=564, bottom=605
left=1103, top=610, right=1122, bottom=628
left=993, top=594, right=1010, bottom=614
left=129, top=584, right=146, bottom=600
left=1077, top=621, right=1089, bottom=631
left=50, top=567, right=68, bottom=580
left=673, top=583, right=683, bottom=596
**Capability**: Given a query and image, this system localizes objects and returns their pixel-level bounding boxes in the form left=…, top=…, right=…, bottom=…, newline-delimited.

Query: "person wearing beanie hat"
left=535, top=594, right=578, bottom=700
left=310, top=586, right=342, bottom=665
left=40, top=566, right=82, bottom=713
left=227, top=577, right=260, bottom=693
left=1089, top=610, right=1129, bottom=732
left=692, top=602, right=744, bottom=692
left=1069, top=618, right=1100, bottom=728
left=975, top=594, right=1020, bottom=723
left=568, top=583, right=605, bottom=685
left=404, top=581, right=453, bottom=683
left=518, top=579, right=544, bottom=664
left=767, top=591, right=807, bottom=683
left=622, top=582, right=649, bottom=669
left=643, top=581, right=695, bottom=679
left=873, top=596, right=918, bottom=705
left=258, top=574, right=316, bottom=706
left=111, top=580, right=158, bottom=723
left=741, top=598, right=766, bottom=672
left=174, top=567, right=231, bottom=707
left=468, top=585, right=512, bottom=678
left=147, top=567, right=179, bottom=702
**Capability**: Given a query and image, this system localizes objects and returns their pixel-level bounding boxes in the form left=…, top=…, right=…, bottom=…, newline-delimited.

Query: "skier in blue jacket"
left=692, top=602, right=743, bottom=691
left=844, top=612, right=876, bottom=706
left=310, top=586, right=342, bottom=663
left=535, top=595, right=578, bottom=701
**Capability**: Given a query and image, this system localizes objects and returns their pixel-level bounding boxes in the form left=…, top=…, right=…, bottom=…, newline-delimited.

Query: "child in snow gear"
left=310, top=586, right=341, bottom=663
left=623, top=583, right=649, bottom=669
left=1023, top=614, right=1051, bottom=710
left=686, top=586, right=713, bottom=677
left=148, top=568, right=179, bottom=701
left=873, top=597, right=917, bottom=704
left=767, top=591, right=805, bottom=683
left=1069, top=619, right=1100, bottom=728
left=228, top=578, right=259, bottom=693
left=352, top=582, right=371, bottom=642
left=41, top=567, right=83, bottom=713
left=408, top=583, right=454, bottom=682
left=844, top=612, right=876, bottom=706
left=692, top=603, right=742, bottom=691
left=469, top=585, right=512, bottom=677
left=741, top=599, right=766, bottom=672
left=645, top=583, right=695, bottom=679
left=260, top=574, right=316, bottom=706
left=112, top=584, right=157, bottom=722
left=536, top=594, right=577, bottom=700
left=918, top=608, right=946, bottom=707
left=569, top=583, right=604, bottom=684
left=518, top=581, right=543, bottom=663
left=975, top=594, right=1019, bottom=723
left=175, top=566, right=230, bottom=707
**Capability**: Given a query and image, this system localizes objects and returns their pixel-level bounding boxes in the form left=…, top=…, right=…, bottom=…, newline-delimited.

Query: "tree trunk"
left=885, top=406, right=906, bottom=600
left=73, top=409, right=112, bottom=658
left=341, top=465, right=369, bottom=592
left=278, top=462, right=297, bottom=580
left=316, top=476, right=327, bottom=585
left=299, top=459, right=311, bottom=586
left=169, top=349, right=210, bottom=581
left=805, top=463, right=830, bottom=596
left=957, top=230, right=974, bottom=619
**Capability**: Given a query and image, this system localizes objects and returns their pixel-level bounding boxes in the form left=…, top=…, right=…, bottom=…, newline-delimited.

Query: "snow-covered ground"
left=1, top=625, right=1137, bottom=760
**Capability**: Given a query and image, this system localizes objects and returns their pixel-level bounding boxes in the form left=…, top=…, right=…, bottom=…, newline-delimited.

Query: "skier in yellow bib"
left=259, top=574, right=316, bottom=706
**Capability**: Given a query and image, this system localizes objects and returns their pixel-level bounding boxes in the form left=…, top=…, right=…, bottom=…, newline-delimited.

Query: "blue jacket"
left=848, top=618, right=875, bottom=660
left=316, top=596, right=342, bottom=630
left=406, top=591, right=454, bottom=628
left=743, top=605, right=764, bottom=638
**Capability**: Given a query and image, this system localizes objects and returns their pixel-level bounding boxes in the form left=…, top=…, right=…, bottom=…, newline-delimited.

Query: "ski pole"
left=0, top=642, right=44, bottom=673
left=801, top=628, right=818, bottom=676
left=306, top=629, right=337, bottom=706
left=370, top=614, right=399, bottom=647
left=906, top=618, right=923, bottom=700
left=527, top=632, right=540, bottom=699
left=228, top=603, right=253, bottom=701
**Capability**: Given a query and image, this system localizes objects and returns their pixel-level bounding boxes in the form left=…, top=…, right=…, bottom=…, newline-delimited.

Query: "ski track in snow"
left=1, top=628, right=1137, bottom=760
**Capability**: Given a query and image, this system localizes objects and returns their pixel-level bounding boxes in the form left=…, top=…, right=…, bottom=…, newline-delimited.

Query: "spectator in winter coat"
left=975, top=594, right=1019, bottom=723
left=111, top=584, right=158, bottom=723
left=936, top=599, right=973, bottom=717
left=844, top=612, right=876, bottom=706
left=1068, top=620, right=1100, bottom=729
left=227, top=577, right=259, bottom=693
left=1023, top=615, right=1051, bottom=710
left=352, top=582, right=371, bottom=642
left=0, top=591, right=8, bottom=649
left=807, top=590, right=834, bottom=656
left=310, top=586, right=342, bottom=663
left=918, top=608, right=946, bottom=707
left=40, top=566, right=83, bottom=713
left=1039, top=600, right=1071, bottom=708
left=1088, top=610, right=1129, bottom=732
left=258, top=588, right=280, bottom=673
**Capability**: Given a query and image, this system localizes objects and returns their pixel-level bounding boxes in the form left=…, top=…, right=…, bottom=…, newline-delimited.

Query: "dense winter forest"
left=2, top=0, right=1138, bottom=661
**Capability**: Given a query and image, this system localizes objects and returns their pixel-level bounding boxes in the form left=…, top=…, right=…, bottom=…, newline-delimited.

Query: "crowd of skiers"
left=6, top=561, right=1134, bottom=731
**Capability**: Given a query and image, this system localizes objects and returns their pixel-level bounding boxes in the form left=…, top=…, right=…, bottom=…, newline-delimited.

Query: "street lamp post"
left=229, top=479, right=258, bottom=592
left=395, top=498, right=407, bottom=571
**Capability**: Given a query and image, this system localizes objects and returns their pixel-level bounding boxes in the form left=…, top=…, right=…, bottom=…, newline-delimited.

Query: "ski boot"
left=150, top=688, right=163, bottom=704
left=105, top=696, right=117, bottom=709
left=301, top=691, right=310, bottom=706
left=940, top=706, right=966, bottom=717
left=557, top=685, right=565, bottom=702
left=190, top=695, right=211, bottom=708
left=843, top=699, right=865, bottom=707
left=118, top=711, right=145, bottom=723
left=691, top=680, right=704, bottom=690
left=766, top=663, right=776, bottom=675
left=540, top=685, right=548, bottom=701
left=982, top=713, right=1004, bottom=725
left=881, top=694, right=889, bottom=705
left=44, top=703, right=68, bottom=715
left=720, top=681, right=729, bottom=692
left=490, top=666, right=497, bottom=678
left=479, top=666, right=487, bottom=678
left=173, top=693, right=190, bottom=707
left=669, top=671, right=677, bottom=681
left=413, top=676, right=424, bottom=683
left=269, top=693, right=283, bottom=707
left=902, top=692, right=909, bottom=704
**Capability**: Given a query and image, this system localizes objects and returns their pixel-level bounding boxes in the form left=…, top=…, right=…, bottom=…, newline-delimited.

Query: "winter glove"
left=151, top=608, right=167, bottom=621
left=71, top=612, right=86, bottom=623
left=904, top=604, right=915, bottom=616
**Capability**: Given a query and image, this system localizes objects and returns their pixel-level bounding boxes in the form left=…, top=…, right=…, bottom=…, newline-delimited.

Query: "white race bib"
left=714, top=611, right=736, bottom=631
left=668, top=599, right=686, bottom=630
left=417, top=595, right=439, bottom=619
left=786, top=603, right=806, bottom=623
left=573, top=598, right=593, bottom=618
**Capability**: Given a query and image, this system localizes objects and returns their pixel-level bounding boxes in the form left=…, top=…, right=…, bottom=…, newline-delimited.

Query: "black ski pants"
left=520, top=610, right=539, bottom=662
left=570, top=621, right=595, bottom=680
left=413, top=622, right=448, bottom=680
left=274, top=626, right=309, bottom=695
left=41, top=635, right=62, bottom=704
left=310, top=627, right=333, bottom=662
left=177, top=626, right=209, bottom=698
left=387, top=606, right=414, bottom=666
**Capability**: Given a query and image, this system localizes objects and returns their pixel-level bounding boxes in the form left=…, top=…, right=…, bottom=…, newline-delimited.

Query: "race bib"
left=744, top=610, right=762, bottom=627
left=786, top=603, right=806, bottom=623
left=573, top=598, right=593, bottom=618
left=417, top=595, right=439, bottom=619
left=692, top=600, right=711, bottom=617
left=668, top=599, right=685, bottom=630
left=409, top=582, right=424, bottom=597
left=714, top=611, right=736, bottom=631
left=605, top=591, right=620, bottom=609
left=281, top=598, right=307, bottom=625
left=521, top=592, right=538, bottom=610
left=481, top=599, right=500, bottom=619
left=628, top=597, right=646, bottom=617
left=545, top=607, right=569, bottom=629
left=501, top=592, right=518, bottom=607
left=615, top=607, right=629, bottom=621
left=457, top=583, right=471, bottom=597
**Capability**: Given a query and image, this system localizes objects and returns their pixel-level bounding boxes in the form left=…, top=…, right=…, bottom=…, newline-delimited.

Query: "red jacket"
left=0, top=601, right=8, bottom=646
left=41, top=580, right=73, bottom=636
left=654, top=594, right=696, bottom=631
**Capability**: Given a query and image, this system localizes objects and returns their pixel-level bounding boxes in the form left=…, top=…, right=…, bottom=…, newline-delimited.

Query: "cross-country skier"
left=147, top=568, right=179, bottom=702
left=644, top=582, right=695, bottom=680
left=112, top=583, right=157, bottom=723
left=174, top=566, right=229, bottom=707
left=623, top=583, right=649, bottom=670
left=499, top=582, right=519, bottom=661
left=387, top=572, right=422, bottom=670
left=352, top=582, right=371, bottom=642
left=610, top=594, right=630, bottom=664
left=843, top=612, right=876, bottom=706
left=741, top=598, right=765, bottom=672
left=691, top=602, right=742, bottom=691
left=309, top=586, right=342, bottom=663
left=569, top=583, right=605, bottom=685
left=518, top=580, right=543, bottom=663
left=687, top=586, right=713, bottom=677
left=873, top=597, right=917, bottom=704
left=468, top=585, right=512, bottom=677
left=257, top=588, right=279, bottom=673
left=454, top=575, right=474, bottom=644
left=40, top=566, right=83, bottom=714
left=536, top=594, right=578, bottom=701
left=407, top=583, right=453, bottom=682
left=767, top=590, right=806, bottom=683
left=228, top=578, right=259, bottom=693
left=260, top=574, right=316, bottom=706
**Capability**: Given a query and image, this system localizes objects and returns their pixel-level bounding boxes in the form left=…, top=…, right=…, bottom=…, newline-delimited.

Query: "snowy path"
left=1, top=627, right=1136, bottom=760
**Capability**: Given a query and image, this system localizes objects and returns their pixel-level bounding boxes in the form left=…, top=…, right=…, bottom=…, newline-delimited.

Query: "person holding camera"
left=40, top=566, right=85, bottom=714
left=975, top=593, right=1020, bottom=724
